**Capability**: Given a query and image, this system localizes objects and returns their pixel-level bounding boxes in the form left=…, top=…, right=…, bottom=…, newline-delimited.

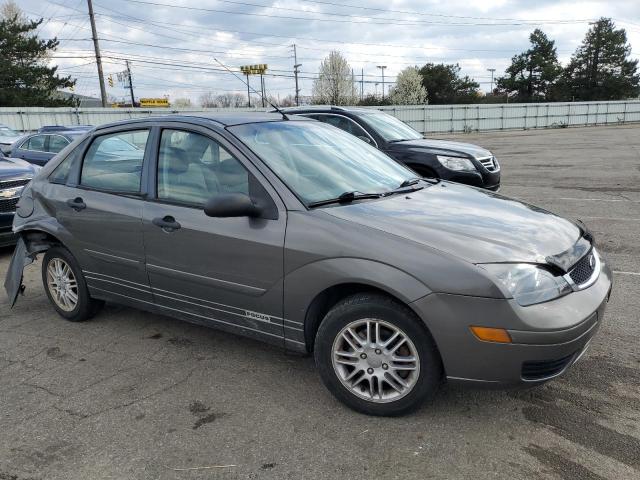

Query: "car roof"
left=38, top=125, right=93, bottom=132
left=92, top=112, right=311, bottom=132
left=279, top=106, right=378, bottom=114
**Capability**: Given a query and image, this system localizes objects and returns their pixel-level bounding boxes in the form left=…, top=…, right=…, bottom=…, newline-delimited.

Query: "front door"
left=51, top=128, right=152, bottom=304
left=142, top=126, right=286, bottom=345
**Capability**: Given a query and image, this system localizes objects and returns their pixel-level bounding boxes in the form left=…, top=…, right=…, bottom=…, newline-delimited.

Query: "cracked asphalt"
left=1, top=124, right=639, bottom=480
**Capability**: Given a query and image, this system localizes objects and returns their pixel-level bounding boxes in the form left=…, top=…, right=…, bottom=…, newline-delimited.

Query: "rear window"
left=80, top=130, right=148, bottom=193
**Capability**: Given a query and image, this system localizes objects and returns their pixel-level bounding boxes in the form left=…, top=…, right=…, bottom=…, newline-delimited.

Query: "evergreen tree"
left=418, top=64, right=479, bottom=104
left=497, top=29, right=562, bottom=101
left=0, top=11, right=76, bottom=106
left=562, top=18, right=639, bottom=101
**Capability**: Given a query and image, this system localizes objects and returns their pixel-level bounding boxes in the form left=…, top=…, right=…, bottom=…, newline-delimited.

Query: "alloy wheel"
left=46, top=258, right=79, bottom=312
left=331, top=318, right=420, bottom=403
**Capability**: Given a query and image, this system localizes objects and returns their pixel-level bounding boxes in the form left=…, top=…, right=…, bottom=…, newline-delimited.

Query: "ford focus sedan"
left=4, top=114, right=611, bottom=416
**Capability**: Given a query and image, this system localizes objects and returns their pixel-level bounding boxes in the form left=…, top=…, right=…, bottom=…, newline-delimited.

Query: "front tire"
left=42, top=246, right=104, bottom=322
left=314, top=293, right=442, bottom=416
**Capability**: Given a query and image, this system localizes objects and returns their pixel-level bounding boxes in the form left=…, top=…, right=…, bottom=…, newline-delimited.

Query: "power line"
left=115, top=0, right=596, bottom=27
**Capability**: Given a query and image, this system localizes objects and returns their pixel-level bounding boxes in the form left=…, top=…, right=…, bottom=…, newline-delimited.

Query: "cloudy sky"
left=17, top=0, right=640, bottom=104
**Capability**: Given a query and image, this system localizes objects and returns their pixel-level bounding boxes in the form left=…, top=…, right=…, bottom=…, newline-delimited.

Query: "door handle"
left=152, top=215, right=181, bottom=232
left=66, top=197, right=86, bottom=211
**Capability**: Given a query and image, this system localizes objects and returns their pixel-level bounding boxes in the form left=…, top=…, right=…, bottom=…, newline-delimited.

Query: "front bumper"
left=431, top=163, right=501, bottom=191
left=0, top=212, right=17, bottom=247
left=410, top=259, right=612, bottom=386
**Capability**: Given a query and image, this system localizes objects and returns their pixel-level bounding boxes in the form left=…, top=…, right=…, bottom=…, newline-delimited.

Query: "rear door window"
left=80, top=130, right=149, bottom=193
left=23, top=135, right=46, bottom=152
left=48, top=135, right=70, bottom=153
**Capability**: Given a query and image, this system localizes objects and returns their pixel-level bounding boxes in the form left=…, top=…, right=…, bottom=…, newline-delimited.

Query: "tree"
left=418, top=63, right=479, bottom=104
left=561, top=18, right=639, bottom=101
left=1, top=1, right=25, bottom=22
left=389, top=67, right=427, bottom=105
left=358, top=94, right=391, bottom=106
left=172, top=97, right=192, bottom=108
left=0, top=8, right=75, bottom=106
left=496, top=29, right=563, bottom=101
left=312, top=51, right=356, bottom=105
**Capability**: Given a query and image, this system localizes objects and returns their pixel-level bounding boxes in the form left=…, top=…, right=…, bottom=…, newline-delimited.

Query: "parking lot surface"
left=1, top=124, right=639, bottom=480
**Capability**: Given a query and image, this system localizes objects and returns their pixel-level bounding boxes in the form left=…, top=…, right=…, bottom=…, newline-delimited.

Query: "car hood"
left=323, top=182, right=581, bottom=265
left=0, top=155, right=37, bottom=177
left=390, top=138, right=492, bottom=158
left=0, top=135, right=23, bottom=145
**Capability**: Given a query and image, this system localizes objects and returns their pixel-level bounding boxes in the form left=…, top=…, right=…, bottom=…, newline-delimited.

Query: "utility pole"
left=377, top=65, right=387, bottom=100
left=351, top=69, right=355, bottom=103
left=125, top=60, right=135, bottom=107
left=361, top=68, right=364, bottom=101
left=487, top=68, right=496, bottom=94
left=292, top=44, right=301, bottom=106
left=260, top=73, right=265, bottom=107
left=87, top=0, right=107, bottom=107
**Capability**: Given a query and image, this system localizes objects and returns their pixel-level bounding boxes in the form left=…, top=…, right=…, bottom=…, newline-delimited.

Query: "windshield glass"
left=359, top=112, right=422, bottom=142
left=230, top=121, right=414, bottom=205
left=0, top=126, right=19, bottom=137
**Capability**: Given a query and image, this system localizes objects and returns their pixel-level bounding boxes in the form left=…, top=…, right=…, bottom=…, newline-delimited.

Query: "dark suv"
left=282, top=106, right=500, bottom=190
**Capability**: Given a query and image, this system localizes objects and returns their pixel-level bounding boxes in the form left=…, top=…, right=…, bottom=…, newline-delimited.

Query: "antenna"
left=213, top=58, right=289, bottom=120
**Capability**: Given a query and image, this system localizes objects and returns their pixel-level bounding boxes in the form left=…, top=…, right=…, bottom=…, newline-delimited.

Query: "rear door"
left=49, top=127, right=153, bottom=305
left=13, top=135, right=52, bottom=166
left=141, top=124, right=287, bottom=345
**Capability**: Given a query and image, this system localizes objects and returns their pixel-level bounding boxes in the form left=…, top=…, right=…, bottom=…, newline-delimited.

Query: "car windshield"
left=230, top=121, right=415, bottom=205
left=0, top=126, right=19, bottom=137
left=359, top=112, right=423, bottom=142
left=101, top=137, right=139, bottom=152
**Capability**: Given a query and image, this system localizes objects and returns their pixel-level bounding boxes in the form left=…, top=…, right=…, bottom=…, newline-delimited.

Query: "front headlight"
left=436, top=155, right=476, bottom=172
left=481, top=263, right=572, bottom=306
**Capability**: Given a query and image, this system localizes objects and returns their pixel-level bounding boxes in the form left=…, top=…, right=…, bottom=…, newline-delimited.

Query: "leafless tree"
left=172, top=97, right=192, bottom=108
left=312, top=51, right=356, bottom=105
left=198, top=92, right=217, bottom=108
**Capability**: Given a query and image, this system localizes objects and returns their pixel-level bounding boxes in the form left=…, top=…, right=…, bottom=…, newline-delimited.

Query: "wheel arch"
left=283, top=257, right=433, bottom=353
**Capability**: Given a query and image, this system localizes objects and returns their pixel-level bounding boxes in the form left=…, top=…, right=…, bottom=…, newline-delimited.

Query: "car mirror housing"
left=204, top=193, right=263, bottom=218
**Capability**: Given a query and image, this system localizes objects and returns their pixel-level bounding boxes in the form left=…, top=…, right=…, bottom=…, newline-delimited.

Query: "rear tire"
left=42, top=246, right=104, bottom=322
left=314, top=293, right=442, bottom=416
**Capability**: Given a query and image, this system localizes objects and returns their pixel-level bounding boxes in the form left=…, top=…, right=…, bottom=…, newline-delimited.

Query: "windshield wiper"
left=398, top=177, right=423, bottom=188
left=307, top=191, right=383, bottom=208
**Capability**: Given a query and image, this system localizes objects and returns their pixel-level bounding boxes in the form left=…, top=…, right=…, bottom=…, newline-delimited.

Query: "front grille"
left=478, top=156, right=499, bottom=172
left=569, top=251, right=596, bottom=286
left=0, top=197, right=19, bottom=213
left=0, top=179, right=30, bottom=190
left=522, top=353, right=576, bottom=380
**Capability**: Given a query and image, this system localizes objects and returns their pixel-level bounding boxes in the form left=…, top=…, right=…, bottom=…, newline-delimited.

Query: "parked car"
left=281, top=106, right=501, bottom=190
left=5, top=114, right=610, bottom=416
left=0, top=155, right=38, bottom=247
left=10, top=129, right=90, bottom=166
left=38, top=125, right=93, bottom=133
left=0, top=124, right=25, bottom=155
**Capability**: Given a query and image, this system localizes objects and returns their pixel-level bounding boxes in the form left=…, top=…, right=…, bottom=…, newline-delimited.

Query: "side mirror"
left=357, top=135, right=372, bottom=144
left=204, top=193, right=262, bottom=218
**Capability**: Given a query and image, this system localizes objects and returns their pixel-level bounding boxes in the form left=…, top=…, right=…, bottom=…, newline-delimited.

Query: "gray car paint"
left=5, top=114, right=612, bottom=387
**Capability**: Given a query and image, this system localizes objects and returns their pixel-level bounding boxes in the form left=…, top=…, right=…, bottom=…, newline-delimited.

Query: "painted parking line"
left=613, top=271, right=640, bottom=276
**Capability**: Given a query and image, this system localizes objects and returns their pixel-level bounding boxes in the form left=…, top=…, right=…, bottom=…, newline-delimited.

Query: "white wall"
left=2, top=101, right=639, bottom=134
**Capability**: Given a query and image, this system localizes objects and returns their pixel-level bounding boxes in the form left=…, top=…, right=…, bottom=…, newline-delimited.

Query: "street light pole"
left=487, top=68, right=496, bottom=94
left=377, top=65, right=387, bottom=100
